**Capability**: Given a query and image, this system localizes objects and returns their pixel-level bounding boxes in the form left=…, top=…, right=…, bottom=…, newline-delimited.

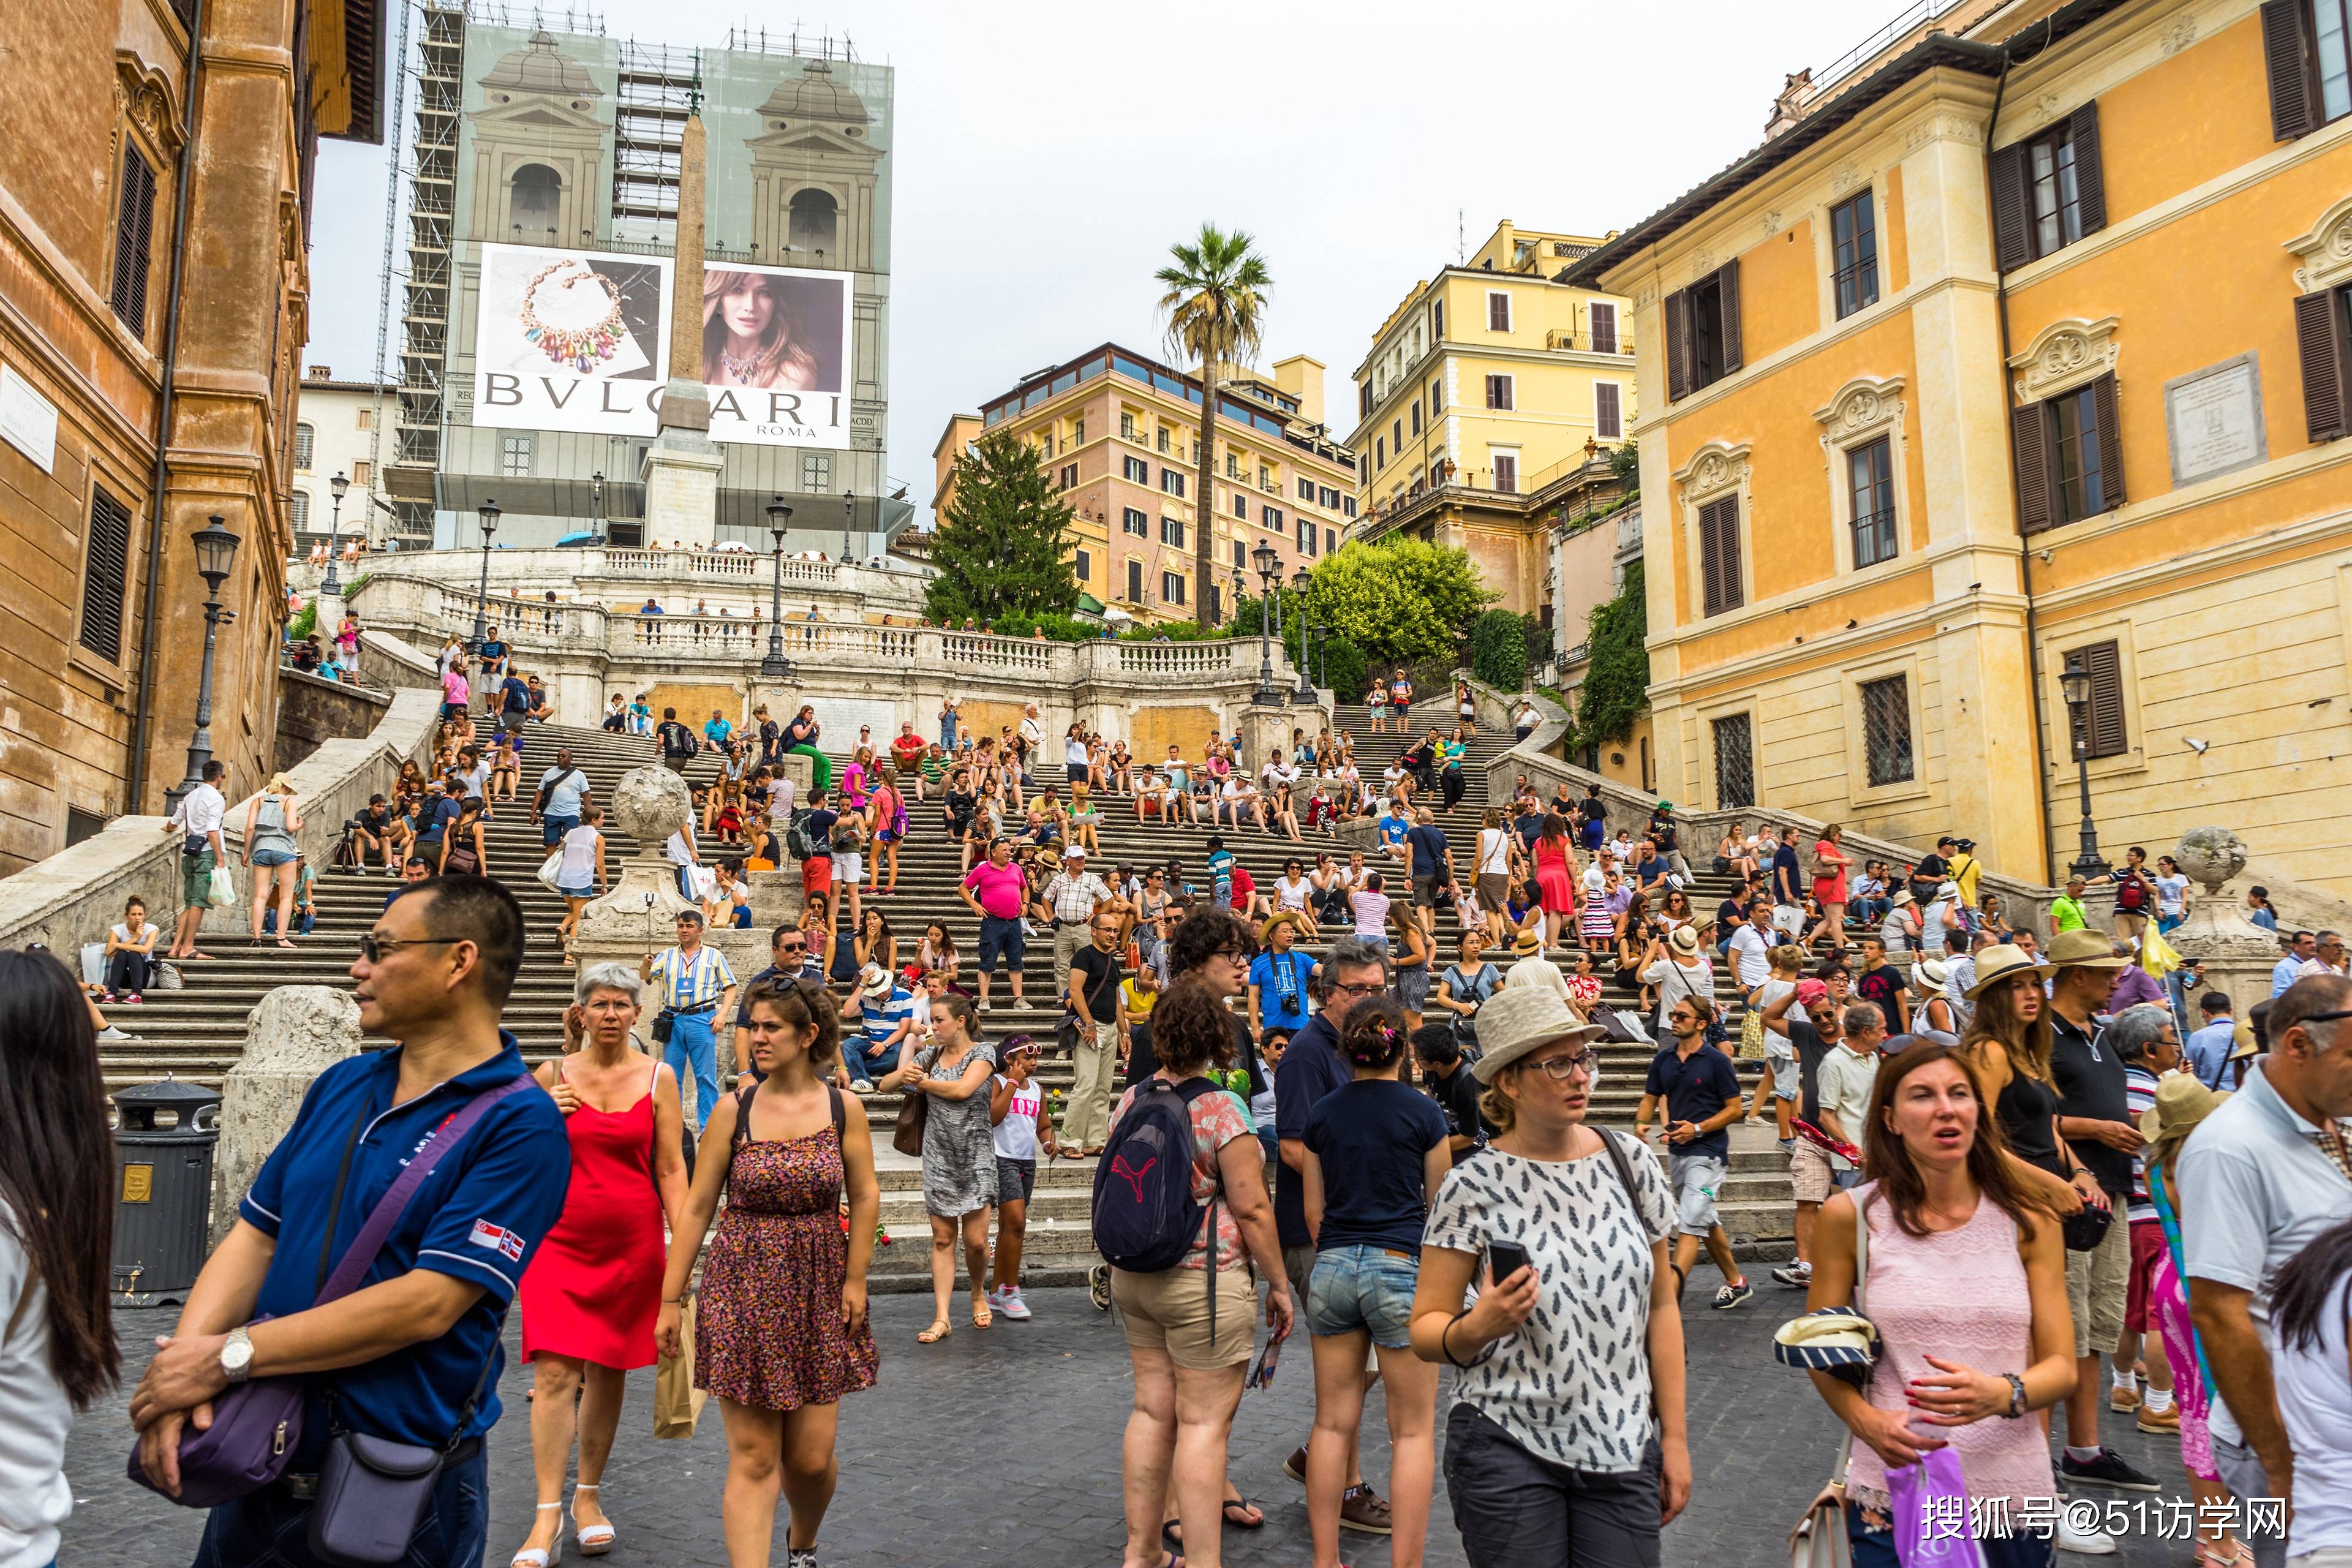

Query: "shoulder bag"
left=1785, top=1193, right=1872, bottom=1568
left=128, top=1076, right=534, bottom=1511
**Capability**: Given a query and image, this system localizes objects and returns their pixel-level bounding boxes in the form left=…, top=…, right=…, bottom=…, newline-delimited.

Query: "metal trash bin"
left=112, top=1077, right=222, bottom=1306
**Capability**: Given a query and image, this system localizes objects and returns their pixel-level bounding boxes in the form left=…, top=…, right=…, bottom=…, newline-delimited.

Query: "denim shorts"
left=557, top=883, right=592, bottom=900
left=1306, top=1243, right=1420, bottom=1348
left=250, top=848, right=297, bottom=868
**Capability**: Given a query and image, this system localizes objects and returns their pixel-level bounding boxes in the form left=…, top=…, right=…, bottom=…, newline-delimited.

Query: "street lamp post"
left=761, top=496, right=794, bottom=679
left=467, top=499, right=500, bottom=653
left=165, top=515, right=243, bottom=814
left=2059, top=657, right=2111, bottom=880
left=590, top=470, right=606, bottom=544
left=1288, top=565, right=1318, bottom=706
left=841, top=488, right=855, bottom=565
left=1250, top=541, right=1284, bottom=706
left=321, top=471, right=350, bottom=594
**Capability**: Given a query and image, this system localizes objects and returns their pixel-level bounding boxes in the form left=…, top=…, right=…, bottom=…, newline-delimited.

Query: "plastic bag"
left=1886, top=1447, right=1987, bottom=1567
left=206, top=865, right=238, bottom=908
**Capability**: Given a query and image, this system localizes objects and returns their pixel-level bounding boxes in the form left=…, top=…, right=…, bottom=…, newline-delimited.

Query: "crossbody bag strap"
left=315, top=1096, right=374, bottom=1295
left=1830, top=1189, right=1872, bottom=1488
left=317, top=1076, right=535, bottom=1305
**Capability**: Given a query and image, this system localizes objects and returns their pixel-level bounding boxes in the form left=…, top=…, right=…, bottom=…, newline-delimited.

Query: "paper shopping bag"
left=652, top=1298, right=707, bottom=1439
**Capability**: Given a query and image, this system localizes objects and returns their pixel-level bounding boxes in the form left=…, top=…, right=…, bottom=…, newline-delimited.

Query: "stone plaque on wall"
left=2163, top=352, right=2266, bottom=489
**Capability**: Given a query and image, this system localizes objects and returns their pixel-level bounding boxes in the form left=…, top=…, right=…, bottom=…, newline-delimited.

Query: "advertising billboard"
left=472, top=243, right=671, bottom=435
left=699, top=263, right=855, bottom=449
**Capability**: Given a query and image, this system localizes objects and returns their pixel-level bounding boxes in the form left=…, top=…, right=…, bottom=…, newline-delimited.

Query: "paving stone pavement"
left=72, top=1270, right=2214, bottom=1567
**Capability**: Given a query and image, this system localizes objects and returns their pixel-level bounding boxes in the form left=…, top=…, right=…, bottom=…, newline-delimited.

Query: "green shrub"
left=1320, top=639, right=1369, bottom=704
left=1469, top=608, right=1529, bottom=692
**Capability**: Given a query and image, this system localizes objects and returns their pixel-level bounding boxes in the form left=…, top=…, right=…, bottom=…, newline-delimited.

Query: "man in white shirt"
left=1035, top=845, right=1113, bottom=1001
left=1728, top=901, right=1777, bottom=991
left=163, top=760, right=230, bottom=960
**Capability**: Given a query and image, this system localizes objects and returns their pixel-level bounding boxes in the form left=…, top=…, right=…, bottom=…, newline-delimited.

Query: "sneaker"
left=2060, top=1448, right=2162, bottom=1493
left=1339, top=1485, right=1393, bottom=1536
left=2136, top=1403, right=2182, bottom=1434
left=1087, top=1263, right=1112, bottom=1313
left=851, top=1079, right=875, bottom=1093
left=1713, top=1280, right=1754, bottom=1310
left=1283, top=1445, right=1309, bottom=1482
left=96, top=1025, right=132, bottom=1042
left=1777, top=1137, right=1796, bottom=1153
left=2056, top=1516, right=2117, bottom=1555
left=2109, top=1384, right=2142, bottom=1414
left=788, top=1550, right=819, bottom=1568
left=124, top=993, right=143, bottom=1005
left=996, top=1288, right=1032, bottom=1321
left=1771, top=1262, right=1812, bottom=1288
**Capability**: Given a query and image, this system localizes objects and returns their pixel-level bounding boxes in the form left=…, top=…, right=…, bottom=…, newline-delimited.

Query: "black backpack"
left=1092, top=1077, right=1219, bottom=1275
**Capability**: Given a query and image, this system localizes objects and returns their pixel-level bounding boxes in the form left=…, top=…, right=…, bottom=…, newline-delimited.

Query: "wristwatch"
left=220, top=1325, right=255, bottom=1385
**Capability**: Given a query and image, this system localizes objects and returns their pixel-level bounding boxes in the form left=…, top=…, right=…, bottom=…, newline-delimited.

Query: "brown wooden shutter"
left=1989, top=143, right=2030, bottom=273
left=2082, top=640, right=2128, bottom=758
left=1591, top=302, right=1618, bottom=355
left=1665, top=288, right=1691, bottom=402
left=2262, top=0, right=2316, bottom=141
left=1698, top=496, right=1741, bottom=616
left=1717, top=260, right=1744, bottom=375
left=110, top=149, right=157, bottom=333
left=2092, top=372, right=2124, bottom=510
left=77, top=487, right=133, bottom=663
left=2012, top=401, right=2051, bottom=533
left=2296, top=290, right=2348, bottom=442
left=2069, top=102, right=2108, bottom=236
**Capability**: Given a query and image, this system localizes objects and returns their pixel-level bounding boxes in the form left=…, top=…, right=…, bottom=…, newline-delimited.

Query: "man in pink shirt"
left=959, top=836, right=1030, bottom=1010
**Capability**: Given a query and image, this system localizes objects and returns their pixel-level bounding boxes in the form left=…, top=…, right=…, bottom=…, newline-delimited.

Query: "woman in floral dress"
left=659, top=976, right=879, bottom=1568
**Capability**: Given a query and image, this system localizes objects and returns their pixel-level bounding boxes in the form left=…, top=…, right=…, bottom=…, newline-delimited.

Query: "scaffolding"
left=612, top=40, right=698, bottom=225
left=362, top=0, right=412, bottom=544
left=388, top=0, right=462, bottom=529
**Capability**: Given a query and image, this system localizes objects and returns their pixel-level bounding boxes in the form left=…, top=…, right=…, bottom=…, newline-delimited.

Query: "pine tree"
left=923, top=429, right=1082, bottom=627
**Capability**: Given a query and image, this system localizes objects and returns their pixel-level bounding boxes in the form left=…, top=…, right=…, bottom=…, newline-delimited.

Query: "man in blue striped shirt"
left=643, top=910, right=736, bottom=1130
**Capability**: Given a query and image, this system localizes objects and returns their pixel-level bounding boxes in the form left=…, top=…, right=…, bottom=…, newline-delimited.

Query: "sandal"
left=511, top=1502, right=562, bottom=1568
left=972, top=1297, right=993, bottom=1330
left=570, top=1482, right=614, bottom=1556
left=917, top=1318, right=952, bottom=1344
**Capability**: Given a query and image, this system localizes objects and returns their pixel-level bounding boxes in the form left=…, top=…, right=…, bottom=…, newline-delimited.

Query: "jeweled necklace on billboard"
left=518, top=260, right=625, bottom=371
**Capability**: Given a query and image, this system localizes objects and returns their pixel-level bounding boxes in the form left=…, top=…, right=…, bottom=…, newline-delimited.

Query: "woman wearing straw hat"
left=1802, top=1042, right=2075, bottom=1568
left=1409, top=986, right=1689, bottom=1564
left=240, top=771, right=305, bottom=948
left=2139, top=1074, right=2250, bottom=1568
left=1910, top=957, right=1959, bottom=1041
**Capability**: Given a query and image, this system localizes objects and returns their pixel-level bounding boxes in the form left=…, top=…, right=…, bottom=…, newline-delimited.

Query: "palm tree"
left=1156, top=225, right=1271, bottom=630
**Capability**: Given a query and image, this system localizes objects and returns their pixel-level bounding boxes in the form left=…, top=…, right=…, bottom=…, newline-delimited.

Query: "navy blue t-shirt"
left=1273, top=1013, right=1349, bottom=1247
left=1643, top=1043, right=1741, bottom=1161
left=1302, top=1079, right=1450, bottom=1256
left=801, top=808, right=838, bottom=860
left=1404, top=824, right=1449, bottom=878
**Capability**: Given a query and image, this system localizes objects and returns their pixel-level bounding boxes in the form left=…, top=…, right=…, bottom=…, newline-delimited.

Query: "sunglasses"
left=358, top=934, right=466, bottom=962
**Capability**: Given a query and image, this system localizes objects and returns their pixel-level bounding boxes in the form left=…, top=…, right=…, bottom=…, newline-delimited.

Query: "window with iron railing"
left=1831, top=190, right=1880, bottom=318
left=1861, top=675, right=1915, bottom=785
left=1848, top=437, right=1897, bottom=567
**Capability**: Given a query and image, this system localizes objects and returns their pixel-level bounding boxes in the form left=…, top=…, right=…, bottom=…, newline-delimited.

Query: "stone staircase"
left=104, top=708, right=1799, bottom=1286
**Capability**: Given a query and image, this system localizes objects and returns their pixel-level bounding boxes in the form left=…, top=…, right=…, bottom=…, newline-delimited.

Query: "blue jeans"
left=940, top=717, right=957, bottom=749
left=194, top=1444, right=489, bottom=1567
left=665, top=1008, right=720, bottom=1131
left=261, top=908, right=317, bottom=935
left=841, top=1031, right=901, bottom=1086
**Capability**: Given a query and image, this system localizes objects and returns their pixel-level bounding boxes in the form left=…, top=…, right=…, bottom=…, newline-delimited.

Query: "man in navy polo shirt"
left=130, top=875, right=569, bottom=1566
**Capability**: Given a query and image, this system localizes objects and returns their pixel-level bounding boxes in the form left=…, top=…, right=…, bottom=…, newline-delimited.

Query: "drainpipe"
left=127, top=0, right=206, bottom=815
left=1985, top=27, right=2059, bottom=881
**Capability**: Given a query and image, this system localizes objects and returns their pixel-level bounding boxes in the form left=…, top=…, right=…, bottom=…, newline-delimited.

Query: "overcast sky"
left=305, top=0, right=1904, bottom=521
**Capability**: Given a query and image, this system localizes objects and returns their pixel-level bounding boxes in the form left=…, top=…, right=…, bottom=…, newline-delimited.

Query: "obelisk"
left=639, top=104, right=724, bottom=549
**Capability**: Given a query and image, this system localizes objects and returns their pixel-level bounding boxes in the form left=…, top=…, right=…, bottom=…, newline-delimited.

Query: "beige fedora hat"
left=1964, top=943, right=2055, bottom=1000
left=1472, top=985, right=1607, bottom=1085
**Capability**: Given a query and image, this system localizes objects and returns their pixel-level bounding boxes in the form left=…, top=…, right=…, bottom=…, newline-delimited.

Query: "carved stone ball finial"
left=2174, top=826, right=2247, bottom=896
left=609, top=766, right=694, bottom=851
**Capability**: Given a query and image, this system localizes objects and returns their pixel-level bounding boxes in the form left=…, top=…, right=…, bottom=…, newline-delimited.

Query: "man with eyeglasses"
left=1636, top=995, right=1750, bottom=1310
left=130, top=877, right=568, bottom=1564
left=642, top=910, right=736, bottom=1132
left=2182, top=973, right=2352, bottom=1566
left=733, top=923, right=820, bottom=1086
left=1270, top=933, right=1396, bottom=1533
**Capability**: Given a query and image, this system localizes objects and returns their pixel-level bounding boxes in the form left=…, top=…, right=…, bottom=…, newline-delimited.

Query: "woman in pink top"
left=1804, top=1042, right=2075, bottom=1568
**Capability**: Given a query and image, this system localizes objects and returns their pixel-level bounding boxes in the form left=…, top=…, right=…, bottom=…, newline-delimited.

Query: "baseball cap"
left=1795, top=978, right=1830, bottom=1007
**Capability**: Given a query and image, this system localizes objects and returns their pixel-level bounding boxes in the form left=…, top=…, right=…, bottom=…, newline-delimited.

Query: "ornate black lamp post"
left=165, top=514, right=242, bottom=813
left=322, top=471, right=350, bottom=594
left=1250, top=540, right=1284, bottom=705
left=761, top=496, right=794, bottom=679
left=1288, top=565, right=1318, bottom=705
left=2059, top=657, right=2111, bottom=880
left=841, top=487, right=855, bottom=564
left=466, top=498, right=499, bottom=653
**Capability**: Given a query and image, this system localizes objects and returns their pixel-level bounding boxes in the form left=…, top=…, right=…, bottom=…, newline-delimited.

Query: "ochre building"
left=1573, top=0, right=2352, bottom=892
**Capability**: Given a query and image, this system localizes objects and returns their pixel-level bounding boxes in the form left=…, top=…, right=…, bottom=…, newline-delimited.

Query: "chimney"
left=306, top=364, right=331, bottom=382
left=1765, top=69, right=1816, bottom=137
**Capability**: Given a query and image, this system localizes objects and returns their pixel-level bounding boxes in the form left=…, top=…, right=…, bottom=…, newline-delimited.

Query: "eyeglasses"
left=1329, top=979, right=1387, bottom=1000
left=1529, top=1051, right=1594, bottom=1079
left=1213, top=946, right=1249, bottom=963
left=358, top=934, right=466, bottom=963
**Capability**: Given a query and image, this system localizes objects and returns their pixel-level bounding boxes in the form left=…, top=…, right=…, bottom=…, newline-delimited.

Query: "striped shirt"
left=1041, top=872, right=1110, bottom=925
left=649, top=944, right=734, bottom=1009
left=2124, top=1065, right=2162, bottom=1222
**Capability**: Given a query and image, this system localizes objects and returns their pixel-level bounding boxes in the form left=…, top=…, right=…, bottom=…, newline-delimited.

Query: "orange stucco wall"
left=1738, top=217, right=1819, bottom=366
left=1883, top=164, right=1910, bottom=295
left=2089, top=10, right=2274, bottom=227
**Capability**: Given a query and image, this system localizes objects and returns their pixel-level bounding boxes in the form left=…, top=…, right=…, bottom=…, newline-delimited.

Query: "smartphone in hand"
left=1487, top=1240, right=1532, bottom=1287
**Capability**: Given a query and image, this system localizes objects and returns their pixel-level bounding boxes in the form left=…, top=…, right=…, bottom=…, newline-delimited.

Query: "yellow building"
left=932, top=344, right=1357, bottom=624
left=1572, top=0, right=2352, bottom=894
left=1349, top=220, right=1637, bottom=622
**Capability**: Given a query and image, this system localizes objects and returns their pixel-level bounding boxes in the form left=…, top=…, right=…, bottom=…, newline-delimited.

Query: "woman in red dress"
left=510, top=964, right=690, bottom=1568
left=1531, top=812, right=1580, bottom=952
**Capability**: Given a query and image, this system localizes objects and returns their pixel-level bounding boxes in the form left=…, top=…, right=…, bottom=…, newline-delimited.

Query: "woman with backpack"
left=658, top=976, right=878, bottom=1568
left=1408, top=983, right=1689, bottom=1564
left=1301, top=998, right=1452, bottom=1568
left=241, top=772, right=306, bottom=948
left=1433, top=930, right=1502, bottom=1040
left=1102, top=976, right=1294, bottom=1568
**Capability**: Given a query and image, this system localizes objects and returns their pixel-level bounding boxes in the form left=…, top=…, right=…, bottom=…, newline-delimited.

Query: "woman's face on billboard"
left=722, top=277, right=775, bottom=341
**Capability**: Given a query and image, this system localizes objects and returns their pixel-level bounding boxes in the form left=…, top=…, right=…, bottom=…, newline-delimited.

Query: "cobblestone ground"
left=72, top=1270, right=2213, bottom=1567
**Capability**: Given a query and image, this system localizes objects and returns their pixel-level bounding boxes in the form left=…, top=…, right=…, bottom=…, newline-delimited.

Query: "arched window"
left=294, top=423, right=315, bottom=469
left=788, top=187, right=838, bottom=259
left=290, top=491, right=311, bottom=532
left=508, top=162, right=561, bottom=239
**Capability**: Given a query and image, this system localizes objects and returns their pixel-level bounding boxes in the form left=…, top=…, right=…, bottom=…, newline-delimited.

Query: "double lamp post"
left=1242, top=542, right=1320, bottom=707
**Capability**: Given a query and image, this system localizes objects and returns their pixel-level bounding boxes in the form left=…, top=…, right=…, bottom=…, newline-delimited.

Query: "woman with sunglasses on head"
left=0, top=949, right=119, bottom=1568
left=510, top=964, right=690, bottom=1568
left=1409, top=984, right=1687, bottom=1566
left=659, top=977, right=878, bottom=1568
left=1302, top=997, right=1452, bottom=1568
left=1801, top=1042, right=2073, bottom=1568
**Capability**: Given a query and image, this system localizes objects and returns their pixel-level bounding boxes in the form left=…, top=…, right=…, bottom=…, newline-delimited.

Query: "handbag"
left=128, top=1077, right=532, bottom=1510
left=892, top=1067, right=930, bottom=1158
left=1786, top=1193, right=1871, bottom=1568
left=2062, top=1199, right=2114, bottom=1253
left=307, top=1375, right=488, bottom=1566
left=1739, top=1000, right=1771, bottom=1061
left=206, top=864, right=238, bottom=907
left=652, top=1297, right=707, bottom=1439
left=535, top=848, right=564, bottom=889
